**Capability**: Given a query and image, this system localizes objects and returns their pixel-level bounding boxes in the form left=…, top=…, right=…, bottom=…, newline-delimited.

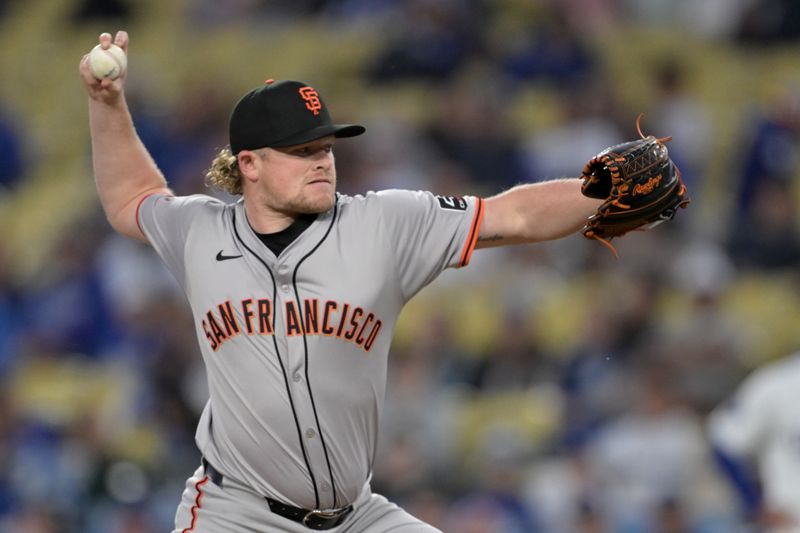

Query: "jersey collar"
left=233, top=198, right=337, bottom=263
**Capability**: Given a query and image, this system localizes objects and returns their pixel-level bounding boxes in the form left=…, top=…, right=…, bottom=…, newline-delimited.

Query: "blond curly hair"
left=205, top=147, right=243, bottom=195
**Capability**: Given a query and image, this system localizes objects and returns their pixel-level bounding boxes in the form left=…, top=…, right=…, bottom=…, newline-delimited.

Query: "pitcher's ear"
left=237, top=150, right=263, bottom=182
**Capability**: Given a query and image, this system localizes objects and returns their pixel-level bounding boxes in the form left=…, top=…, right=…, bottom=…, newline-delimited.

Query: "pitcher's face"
left=253, top=136, right=337, bottom=216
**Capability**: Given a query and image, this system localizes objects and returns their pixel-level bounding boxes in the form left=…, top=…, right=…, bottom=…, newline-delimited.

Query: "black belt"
left=201, top=458, right=353, bottom=531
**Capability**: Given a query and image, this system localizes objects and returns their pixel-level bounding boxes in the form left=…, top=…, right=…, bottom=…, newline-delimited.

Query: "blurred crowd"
left=2, top=0, right=800, bottom=532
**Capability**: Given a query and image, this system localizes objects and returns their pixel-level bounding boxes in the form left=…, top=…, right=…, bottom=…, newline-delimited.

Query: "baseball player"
left=80, top=31, right=604, bottom=532
left=708, top=352, right=800, bottom=532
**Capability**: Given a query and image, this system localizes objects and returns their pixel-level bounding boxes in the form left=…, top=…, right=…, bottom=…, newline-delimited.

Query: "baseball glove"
left=580, top=114, right=690, bottom=257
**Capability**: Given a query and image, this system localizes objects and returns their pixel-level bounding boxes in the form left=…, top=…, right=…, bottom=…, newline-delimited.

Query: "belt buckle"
left=302, top=508, right=346, bottom=528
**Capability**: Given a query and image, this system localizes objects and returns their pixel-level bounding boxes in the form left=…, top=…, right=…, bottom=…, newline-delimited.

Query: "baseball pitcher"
left=79, top=30, right=686, bottom=533
left=709, top=353, right=800, bottom=532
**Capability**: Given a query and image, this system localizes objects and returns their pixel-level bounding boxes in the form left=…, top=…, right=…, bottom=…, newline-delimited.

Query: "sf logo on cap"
left=299, top=86, right=322, bottom=115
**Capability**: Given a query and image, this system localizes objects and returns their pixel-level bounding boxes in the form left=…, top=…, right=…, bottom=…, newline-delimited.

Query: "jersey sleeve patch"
left=436, top=195, right=468, bottom=211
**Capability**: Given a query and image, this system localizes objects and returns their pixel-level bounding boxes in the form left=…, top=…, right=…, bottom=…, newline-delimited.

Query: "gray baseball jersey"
left=137, top=189, right=484, bottom=512
left=708, top=352, right=800, bottom=524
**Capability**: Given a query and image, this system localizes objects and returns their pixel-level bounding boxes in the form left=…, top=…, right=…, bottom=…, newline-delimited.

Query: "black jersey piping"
left=292, top=198, right=340, bottom=507
left=231, top=209, right=321, bottom=509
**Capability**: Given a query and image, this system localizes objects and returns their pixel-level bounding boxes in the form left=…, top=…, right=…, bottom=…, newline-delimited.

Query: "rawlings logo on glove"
left=632, top=175, right=662, bottom=196
left=580, top=114, right=690, bottom=257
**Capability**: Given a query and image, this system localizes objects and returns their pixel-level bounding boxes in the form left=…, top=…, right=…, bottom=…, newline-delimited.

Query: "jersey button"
left=280, top=284, right=290, bottom=293
left=278, top=265, right=289, bottom=273
left=293, top=373, right=301, bottom=382
left=305, top=429, right=316, bottom=439
left=321, top=482, right=331, bottom=491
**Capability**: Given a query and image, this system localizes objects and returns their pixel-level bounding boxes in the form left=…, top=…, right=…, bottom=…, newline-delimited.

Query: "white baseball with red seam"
left=88, top=43, right=127, bottom=80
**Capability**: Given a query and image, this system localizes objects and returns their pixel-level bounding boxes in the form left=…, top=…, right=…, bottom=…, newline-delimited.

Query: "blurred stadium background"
left=1, top=0, right=800, bottom=531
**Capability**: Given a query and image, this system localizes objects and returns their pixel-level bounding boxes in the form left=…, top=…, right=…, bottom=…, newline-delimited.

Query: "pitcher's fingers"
left=78, top=54, right=100, bottom=85
left=114, top=30, right=129, bottom=52
left=98, top=32, right=112, bottom=49
left=99, top=77, right=116, bottom=90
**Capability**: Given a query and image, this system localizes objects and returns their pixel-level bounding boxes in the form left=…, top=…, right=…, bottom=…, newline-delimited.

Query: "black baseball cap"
left=229, top=79, right=365, bottom=154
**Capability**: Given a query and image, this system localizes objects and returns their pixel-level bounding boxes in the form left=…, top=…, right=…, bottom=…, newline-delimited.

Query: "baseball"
left=88, top=43, right=127, bottom=80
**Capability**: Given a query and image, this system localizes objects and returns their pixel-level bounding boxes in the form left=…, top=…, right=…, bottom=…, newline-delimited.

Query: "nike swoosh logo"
left=216, top=250, right=243, bottom=261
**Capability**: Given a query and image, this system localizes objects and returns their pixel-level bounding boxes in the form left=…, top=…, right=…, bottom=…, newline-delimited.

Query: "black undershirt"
left=256, top=213, right=318, bottom=256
